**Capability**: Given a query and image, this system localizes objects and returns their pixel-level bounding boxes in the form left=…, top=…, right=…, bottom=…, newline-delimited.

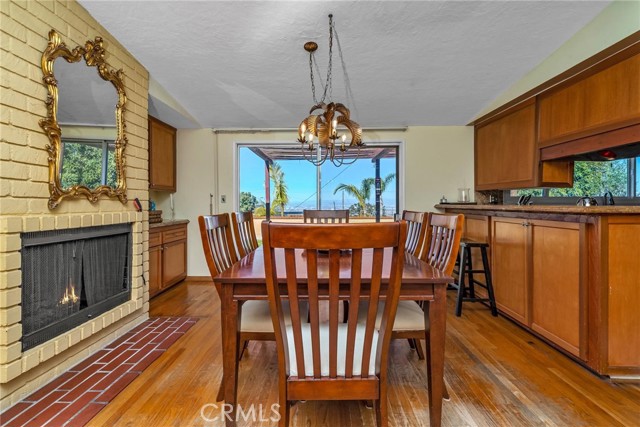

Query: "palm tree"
left=333, top=173, right=396, bottom=217
left=269, top=162, right=289, bottom=216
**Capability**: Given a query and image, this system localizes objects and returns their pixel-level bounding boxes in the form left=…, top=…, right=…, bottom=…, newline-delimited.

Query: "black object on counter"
left=603, top=191, right=615, bottom=205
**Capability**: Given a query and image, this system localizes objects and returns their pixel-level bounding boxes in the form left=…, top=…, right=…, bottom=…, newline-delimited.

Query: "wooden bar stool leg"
left=481, top=246, right=498, bottom=317
left=455, top=247, right=467, bottom=317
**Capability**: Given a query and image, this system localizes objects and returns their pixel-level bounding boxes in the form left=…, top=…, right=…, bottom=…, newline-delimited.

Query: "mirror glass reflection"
left=56, top=58, right=118, bottom=190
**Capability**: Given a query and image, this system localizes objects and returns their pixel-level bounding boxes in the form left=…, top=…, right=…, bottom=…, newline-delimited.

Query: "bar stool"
left=453, top=238, right=498, bottom=317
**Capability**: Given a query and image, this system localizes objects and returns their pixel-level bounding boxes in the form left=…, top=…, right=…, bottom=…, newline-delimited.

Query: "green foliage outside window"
left=60, top=140, right=116, bottom=189
left=549, top=160, right=627, bottom=197
left=239, top=191, right=258, bottom=212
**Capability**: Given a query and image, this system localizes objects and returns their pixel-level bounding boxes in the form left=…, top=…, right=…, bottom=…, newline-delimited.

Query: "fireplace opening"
left=21, top=223, right=132, bottom=351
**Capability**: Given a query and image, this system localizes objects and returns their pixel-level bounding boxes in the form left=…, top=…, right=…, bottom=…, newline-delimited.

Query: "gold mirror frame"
left=40, top=29, right=128, bottom=209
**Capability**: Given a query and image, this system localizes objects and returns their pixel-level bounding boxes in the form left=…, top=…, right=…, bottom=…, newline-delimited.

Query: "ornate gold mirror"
left=40, top=29, right=127, bottom=209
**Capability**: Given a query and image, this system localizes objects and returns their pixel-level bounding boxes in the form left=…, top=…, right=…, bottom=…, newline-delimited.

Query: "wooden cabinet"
left=475, top=101, right=573, bottom=190
left=148, top=222, right=187, bottom=297
left=149, top=116, right=177, bottom=191
left=530, top=220, right=582, bottom=357
left=538, top=53, right=640, bottom=148
left=491, top=217, right=530, bottom=324
left=491, top=217, right=583, bottom=355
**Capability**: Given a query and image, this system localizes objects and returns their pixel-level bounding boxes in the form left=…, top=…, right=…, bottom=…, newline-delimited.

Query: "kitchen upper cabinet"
left=148, top=222, right=187, bottom=298
left=538, top=53, right=640, bottom=148
left=149, top=116, right=177, bottom=191
left=475, top=101, right=573, bottom=190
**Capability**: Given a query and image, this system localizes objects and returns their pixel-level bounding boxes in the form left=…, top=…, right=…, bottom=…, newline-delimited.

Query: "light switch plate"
left=221, top=195, right=226, bottom=203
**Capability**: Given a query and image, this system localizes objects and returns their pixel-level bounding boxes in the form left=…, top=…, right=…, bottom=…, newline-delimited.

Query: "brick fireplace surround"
left=1, top=1, right=151, bottom=410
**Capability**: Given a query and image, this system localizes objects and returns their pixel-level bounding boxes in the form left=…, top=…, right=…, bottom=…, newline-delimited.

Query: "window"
left=238, top=144, right=400, bottom=219
left=506, top=157, right=640, bottom=204
left=60, top=139, right=116, bottom=188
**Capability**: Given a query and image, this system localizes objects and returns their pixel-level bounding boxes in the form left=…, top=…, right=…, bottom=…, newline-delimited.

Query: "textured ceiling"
left=79, top=1, right=610, bottom=129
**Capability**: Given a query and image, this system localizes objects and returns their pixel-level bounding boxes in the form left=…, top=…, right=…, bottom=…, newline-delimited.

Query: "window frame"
left=234, top=141, right=405, bottom=216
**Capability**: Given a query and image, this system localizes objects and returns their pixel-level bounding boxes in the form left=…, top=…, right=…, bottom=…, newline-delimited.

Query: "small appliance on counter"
left=576, top=196, right=598, bottom=207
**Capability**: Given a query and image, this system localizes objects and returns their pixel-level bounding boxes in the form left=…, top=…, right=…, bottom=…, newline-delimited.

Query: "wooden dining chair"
left=402, top=210, right=430, bottom=259
left=199, top=214, right=276, bottom=401
left=231, top=211, right=259, bottom=258
left=303, top=209, right=350, bottom=223
left=262, top=221, right=407, bottom=427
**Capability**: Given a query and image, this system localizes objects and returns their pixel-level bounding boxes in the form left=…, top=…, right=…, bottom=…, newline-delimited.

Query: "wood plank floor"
left=88, top=280, right=640, bottom=426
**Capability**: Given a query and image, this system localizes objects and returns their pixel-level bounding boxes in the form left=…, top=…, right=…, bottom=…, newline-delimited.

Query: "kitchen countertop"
left=149, top=219, right=190, bottom=228
left=435, top=204, right=640, bottom=215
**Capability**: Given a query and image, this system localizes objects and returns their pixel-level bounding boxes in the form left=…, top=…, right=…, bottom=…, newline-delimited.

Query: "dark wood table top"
left=214, top=247, right=453, bottom=285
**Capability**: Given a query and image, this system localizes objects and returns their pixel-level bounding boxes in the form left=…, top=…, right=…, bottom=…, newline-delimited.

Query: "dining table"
left=212, top=246, right=453, bottom=427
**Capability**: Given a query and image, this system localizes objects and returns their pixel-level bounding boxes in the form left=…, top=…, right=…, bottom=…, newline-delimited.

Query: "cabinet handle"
left=522, top=222, right=530, bottom=227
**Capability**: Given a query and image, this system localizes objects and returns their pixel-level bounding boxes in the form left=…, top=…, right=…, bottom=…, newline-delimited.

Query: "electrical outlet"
left=221, top=195, right=226, bottom=203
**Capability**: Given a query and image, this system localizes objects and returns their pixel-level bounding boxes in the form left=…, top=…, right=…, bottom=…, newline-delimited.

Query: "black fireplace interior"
left=21, top=223, right=132, bottom=351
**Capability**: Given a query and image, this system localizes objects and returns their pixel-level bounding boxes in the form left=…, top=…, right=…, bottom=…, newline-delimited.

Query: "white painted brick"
left=0, top=160, right=28, bottom=180
left=39, top=342, right=55, bottom=362
left=0, top=217, right=22, bottom=233
left=0, top=323, right=22, bottom=346
left=80, top=323, right=92, bottom=340
left=102, top=213, right=112, bottom=225
left=0, top=359, right=22, bottom=383
left=10, top=181, right=47, bottom=198
left=0, top=270, right=21, bottom=291
left=0, top=305, right=21, bottom=326
left=0, top=342, right=21, bottom=364
left=92, top=214, right=102, bottom=226
left=0, top=253, right=20, bottom=272
left=27, top=198, right=49, bottom=214
left=69, top=215, right=82, bottom=228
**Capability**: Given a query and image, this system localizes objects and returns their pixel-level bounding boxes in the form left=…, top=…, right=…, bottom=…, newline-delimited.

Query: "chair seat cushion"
left=241, top=301, right=308, bottom=333
left=357, top=300, right=427, bottom=332
left=286, top=323, right=378, bottom=377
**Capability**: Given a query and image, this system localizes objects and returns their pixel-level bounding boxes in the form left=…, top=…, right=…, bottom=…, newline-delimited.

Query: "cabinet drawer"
left=162, top=226, right=187, bottom=244
left=149, top=231, right=162, bottom=247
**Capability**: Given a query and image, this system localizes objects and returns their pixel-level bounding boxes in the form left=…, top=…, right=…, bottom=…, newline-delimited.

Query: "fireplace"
left=20, top=224, right=132, bottom=351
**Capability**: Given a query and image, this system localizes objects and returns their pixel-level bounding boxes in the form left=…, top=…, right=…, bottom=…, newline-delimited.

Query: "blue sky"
left=239, top=146, right=398, bottom=212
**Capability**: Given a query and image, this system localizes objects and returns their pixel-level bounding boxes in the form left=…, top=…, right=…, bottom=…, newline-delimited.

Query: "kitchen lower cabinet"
left=149, top=222, right=188, bottom=298
left=492, top=217, right=583, bottom=355
left=491, top=217, right=529, bottom=324
left=530, top=221, right=582, bottom=357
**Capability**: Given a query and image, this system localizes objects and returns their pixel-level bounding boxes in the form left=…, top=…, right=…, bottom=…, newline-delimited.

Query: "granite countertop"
left=149, top=219, right=190, bottom=228
left=435, top=204, right=640, bottom=215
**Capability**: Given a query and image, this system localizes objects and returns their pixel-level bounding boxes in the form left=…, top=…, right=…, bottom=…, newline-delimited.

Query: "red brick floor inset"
left=0, top=317, right=198, bottom=427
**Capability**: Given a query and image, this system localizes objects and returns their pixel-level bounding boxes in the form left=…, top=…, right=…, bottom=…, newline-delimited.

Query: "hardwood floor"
left=88, top=280, right=640, bottom=426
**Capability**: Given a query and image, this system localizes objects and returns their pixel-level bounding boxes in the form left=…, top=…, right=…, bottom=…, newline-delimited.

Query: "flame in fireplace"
left=60, top=283, right=79, bottom=305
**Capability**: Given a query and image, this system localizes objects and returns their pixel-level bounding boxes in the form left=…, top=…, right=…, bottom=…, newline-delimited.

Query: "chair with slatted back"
left=400, top=210, right=430, bottom=358
left=303, top=209, right=349, bottom=223
left=231, top=211, right=259, bottom=258
left=199, top=214, right=283, bottom=402
left=262, top=221, right=407, bottom=427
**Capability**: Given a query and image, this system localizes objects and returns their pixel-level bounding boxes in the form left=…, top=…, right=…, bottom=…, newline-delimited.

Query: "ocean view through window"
left=238, top=144, right=400, bottom=219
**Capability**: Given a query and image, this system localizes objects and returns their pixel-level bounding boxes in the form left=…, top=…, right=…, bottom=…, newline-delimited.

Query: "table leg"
left=221, top=284, right=242, bottom=427
left=425, top=284, right=446, bottom=427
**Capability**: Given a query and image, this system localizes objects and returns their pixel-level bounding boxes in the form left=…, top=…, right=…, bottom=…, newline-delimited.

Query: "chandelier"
left=297, top=14, right=364, bottom=166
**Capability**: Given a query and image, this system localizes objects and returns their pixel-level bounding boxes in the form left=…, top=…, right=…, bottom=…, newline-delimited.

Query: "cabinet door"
left=149, top=116, right=177, bottom=191
left=538, top=53, right=640, bottom=147
left=162, top=239, right=187, bottom=288
left=491, top=217, right=529, bottom=324
left=531, top=221, right=581, bottom=356
left=476, top=103, right=537, bottom=190
left=149, top=244, right=162, bottom=298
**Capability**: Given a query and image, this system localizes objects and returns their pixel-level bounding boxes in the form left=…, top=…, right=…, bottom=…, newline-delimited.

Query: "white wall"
left=176, top=126, right=473, bottom=276
left=475, top=0, right=640, bottom=118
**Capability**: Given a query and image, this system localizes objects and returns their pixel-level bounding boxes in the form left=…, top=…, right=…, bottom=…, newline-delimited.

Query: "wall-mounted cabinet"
left=149, top=116, right=177, bottom=192
left=474, top=101, right=573, bottom=190
left=149, top=222, right=188, bottom=297
left=538, top=53, right=640, bottom=148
